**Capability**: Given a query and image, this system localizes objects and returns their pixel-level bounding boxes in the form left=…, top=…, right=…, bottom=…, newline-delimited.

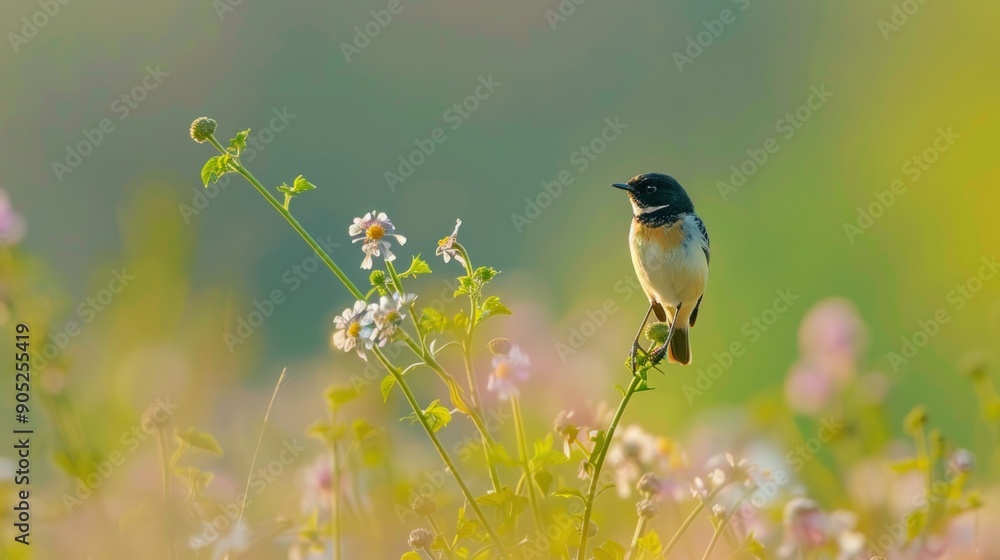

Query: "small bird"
left=612, top=173, right=710, bottom=365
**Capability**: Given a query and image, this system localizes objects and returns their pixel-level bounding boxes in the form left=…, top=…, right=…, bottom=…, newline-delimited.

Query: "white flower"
left=435, top=219, right=465, bottom=265
left=487, top=345, right=530, bottom=400
left=332, top=300, right=375, bottom=360
left=349, top=210, right=407, bottom=269
left=370, top=292, right=415, bottom=347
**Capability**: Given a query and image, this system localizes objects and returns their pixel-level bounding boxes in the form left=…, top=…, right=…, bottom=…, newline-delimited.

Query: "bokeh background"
left=2, top=0, right=999, bottom=558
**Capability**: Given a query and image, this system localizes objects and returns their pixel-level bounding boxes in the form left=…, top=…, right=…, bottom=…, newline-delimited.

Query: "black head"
left=611, top=173, right=695, bottom=215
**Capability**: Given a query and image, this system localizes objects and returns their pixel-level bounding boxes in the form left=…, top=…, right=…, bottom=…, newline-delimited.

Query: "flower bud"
left=948, top=448, right=975, bottom=474
left=408, top=528, right=435, bottom=551
left=410, top=494, right=438, bottom=517
left=903, top=405, right=928, bottom=435
left=189, top=117, right=217, bottom=143
left=488, top=337, right=512, bottom=356
left=636, top=472, right=661, bottom=497
left=645, top=322, right=671, bottom=344
left=636, top=498, right=659, bottom=519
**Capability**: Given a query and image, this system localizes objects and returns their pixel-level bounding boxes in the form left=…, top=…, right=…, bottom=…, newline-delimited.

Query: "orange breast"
left=635, top=219, right=685, bottom=251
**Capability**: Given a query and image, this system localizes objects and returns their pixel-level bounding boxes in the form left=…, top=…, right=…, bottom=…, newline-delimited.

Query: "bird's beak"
left=611, top=183, right=632, bottom=192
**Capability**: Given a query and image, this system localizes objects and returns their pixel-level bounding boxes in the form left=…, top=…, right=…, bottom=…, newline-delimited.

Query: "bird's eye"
left=645, top=186, right=657, bottom=194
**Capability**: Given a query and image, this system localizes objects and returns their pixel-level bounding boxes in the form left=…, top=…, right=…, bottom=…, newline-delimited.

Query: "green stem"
left=206, top=135, right=365, bottom=301
left=576, top=373, right=643, bottom=560
left=701, top=487, right=755, bottom=560
left=428, top=516, right=455, bottom=560
left=454, top=243, right=504, bottom=496
left=623, top=515, right=649, bottom=560
left=512, top=395, right=544, bottom=533
left=371, top=347, right=510, bottom=558
left=154, top=429, right=177, bottom=560
left=663, top=485, right=727, bottom=558
left=329, top=408, right=342, bottom=560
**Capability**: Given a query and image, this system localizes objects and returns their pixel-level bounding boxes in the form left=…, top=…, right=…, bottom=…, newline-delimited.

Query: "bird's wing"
left=693, top=215, right=710, bottom=265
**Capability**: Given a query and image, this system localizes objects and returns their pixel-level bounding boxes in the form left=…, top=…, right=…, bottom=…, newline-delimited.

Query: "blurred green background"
left=2, top=0, right=999, bottom=555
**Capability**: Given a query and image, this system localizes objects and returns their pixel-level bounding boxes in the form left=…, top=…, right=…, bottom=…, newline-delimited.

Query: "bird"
left=612, top=173, right=710, bottom=366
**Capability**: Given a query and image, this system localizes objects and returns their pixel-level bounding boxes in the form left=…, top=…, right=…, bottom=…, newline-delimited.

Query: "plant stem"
left=701, top=487, right=755, bottom=560
left=662, top=485, right=727, bottom=558
left=206, top=135, right=365, bottom=301
left=371, top=347, right=510, bottom=558
left=576, top=372, right=643, bottom=560
left=428, top=516, right=455, bottom=560
left=154, top=429, right=176, bottom=560
left=455, top=243, right=504, bottom=497
left=512, top=394, right=544, bottom=533
left=329, top=407, right=343, bottom=560
left=623, top=515, right=649, bottom=560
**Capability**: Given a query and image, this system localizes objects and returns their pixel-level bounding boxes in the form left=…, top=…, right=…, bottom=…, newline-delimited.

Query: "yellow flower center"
left=495, top=361, right=511, bottom=380
left=347, top=321, right=361, bottom=338
left=366, top=224, right=385, bottom=240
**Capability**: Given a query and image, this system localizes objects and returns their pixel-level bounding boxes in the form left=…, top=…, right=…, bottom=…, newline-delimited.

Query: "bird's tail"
left=667, top=327, right=691, bottom=365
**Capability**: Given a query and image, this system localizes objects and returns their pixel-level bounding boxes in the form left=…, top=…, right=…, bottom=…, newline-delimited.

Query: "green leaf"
left=351, top=419, right=379, bottom=441
left=292, top=174, right=316, bottom=193
left=380, top=375, right=396, bottom=402
left=552, top=488, right=585, bottom=502
left=637, top=529, right=662, bottom=555
left=905, top=509, right=927, bottom=541
left=534, top=470, right=554, bottom=495
left=175, top=427, right=224, bottom=456
left=588, top=430, right=606, bottom=466
left=595, top=483, right=617, bottom=498
left=401, top=552, right=422, bottom=560
left=200, top=155, right=230, bottom=187
left=593, top=540, right=626, bottom=560
left=306, top=420, right=334, bottom=442
left=473, top=266, right=499, bottom=284
left=229, top=129, right=250, bottom=152
left=419, top=308, right=448, bottom=334
left=401, top=254, right=432, bottom=277
left=402, top=400, right=452, bottom=432
left=476, top=295, right=512, bottom=325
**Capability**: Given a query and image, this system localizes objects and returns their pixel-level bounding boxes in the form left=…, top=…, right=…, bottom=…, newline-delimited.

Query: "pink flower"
left=784, top=359, right=836, bottom=415
left=0, top=189, right=26, bottom=246
left=798, top=298, right=867, bottom=380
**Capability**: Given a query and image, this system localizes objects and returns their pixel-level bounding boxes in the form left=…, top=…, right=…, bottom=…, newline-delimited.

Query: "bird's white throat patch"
left=631, top=201, right=670, bottom=216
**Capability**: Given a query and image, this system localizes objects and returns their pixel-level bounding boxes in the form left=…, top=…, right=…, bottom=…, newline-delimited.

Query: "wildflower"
left=554, top=410, right=581, bottom=458
left=349, top=210, right=407, bottom=269
left=784, top=359, right=835, bottom=415
left=370, top=293, right=416, bottom=346
left=778, top=497, right=827, bottom=557
left=798, top=297, right=867, bottom=367
left=300, top=457, right=334, bottom=512
left=0, top=189, right=26, bottom=246
left=487, top=344, right=530, bottom=400
left=691, top=477, right=711, bottom=500
left=408, top=528, right=435, bottom=551
left=711, top=504, right=726, bottom=519
left=435, top=219, right=465, bottom=265
left=189, top=117, right=217, bottom=143
left=636, top=498, right=659, bottom=519
left=636, top=472, right=661, bottom=497
left=948, top=448, right=975, bottom=475
left=607, top=425, right=663, bottom=497
left=208, top=521, right=249, bottom=560
left=332, top=300, right=374, bottom=360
